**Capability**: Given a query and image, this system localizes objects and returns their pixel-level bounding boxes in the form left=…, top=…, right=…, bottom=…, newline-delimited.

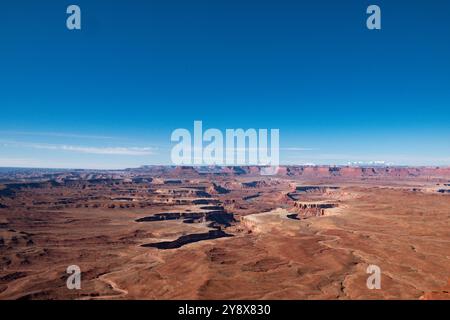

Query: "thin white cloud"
left=31, top=144, right=155, bottom=155
left=0, top=131, right=113, bottom=140
left=1, top=141, right=156, bottom=156
left=0, top=157, right=138, bottom=169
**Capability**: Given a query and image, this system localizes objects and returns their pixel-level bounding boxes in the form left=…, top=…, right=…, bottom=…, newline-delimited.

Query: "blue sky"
left=1, top=0, right=450, bottom=169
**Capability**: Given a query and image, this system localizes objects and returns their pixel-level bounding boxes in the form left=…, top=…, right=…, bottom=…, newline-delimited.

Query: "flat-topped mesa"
left=295, top=185, right=340, bottom=193
left=155, top=188, right=211, bottom=198
left=242, top=181, right=269, bottom=188
left=135, top=207, right=235, bottom=227
left=289, top=201, right=339, bottom=219
left=241, top=179, right=282, bottom=188
left=293, top=201, right=338, bottom=210
left=207, top=183, right=230, bottom=194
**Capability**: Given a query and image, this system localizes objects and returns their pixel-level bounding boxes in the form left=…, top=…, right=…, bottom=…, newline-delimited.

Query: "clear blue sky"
left=1, top=0, right=450, bottom=168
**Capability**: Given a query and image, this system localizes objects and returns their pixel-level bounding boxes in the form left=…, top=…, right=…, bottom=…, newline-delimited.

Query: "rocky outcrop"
left=288, top=201, right=339, bottom=219
left=296, top=186, right=339, bottom=193
left=136, top=209, right=235, bottom=227
left=207, top=183, right=230, bottom=194
left=293, top=202, right=338, bottom=210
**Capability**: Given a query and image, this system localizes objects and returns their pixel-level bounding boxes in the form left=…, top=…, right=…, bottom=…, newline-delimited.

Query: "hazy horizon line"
left=1, top=163, right=450, bottom=171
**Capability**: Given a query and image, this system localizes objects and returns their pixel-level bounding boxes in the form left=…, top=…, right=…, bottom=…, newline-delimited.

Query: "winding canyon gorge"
left=0, top=165, right=449, bottom=299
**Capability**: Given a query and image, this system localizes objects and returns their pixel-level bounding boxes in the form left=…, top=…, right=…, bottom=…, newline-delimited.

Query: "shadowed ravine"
left=141, top=230, right=233, bottom=249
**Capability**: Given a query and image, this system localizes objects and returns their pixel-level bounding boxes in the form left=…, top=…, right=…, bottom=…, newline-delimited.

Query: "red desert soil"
left=0, top=166, right=449, bottom=299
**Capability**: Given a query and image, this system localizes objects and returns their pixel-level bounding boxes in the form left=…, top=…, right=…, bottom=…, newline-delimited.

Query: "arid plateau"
left=0, top=166, right=449, bottom=300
